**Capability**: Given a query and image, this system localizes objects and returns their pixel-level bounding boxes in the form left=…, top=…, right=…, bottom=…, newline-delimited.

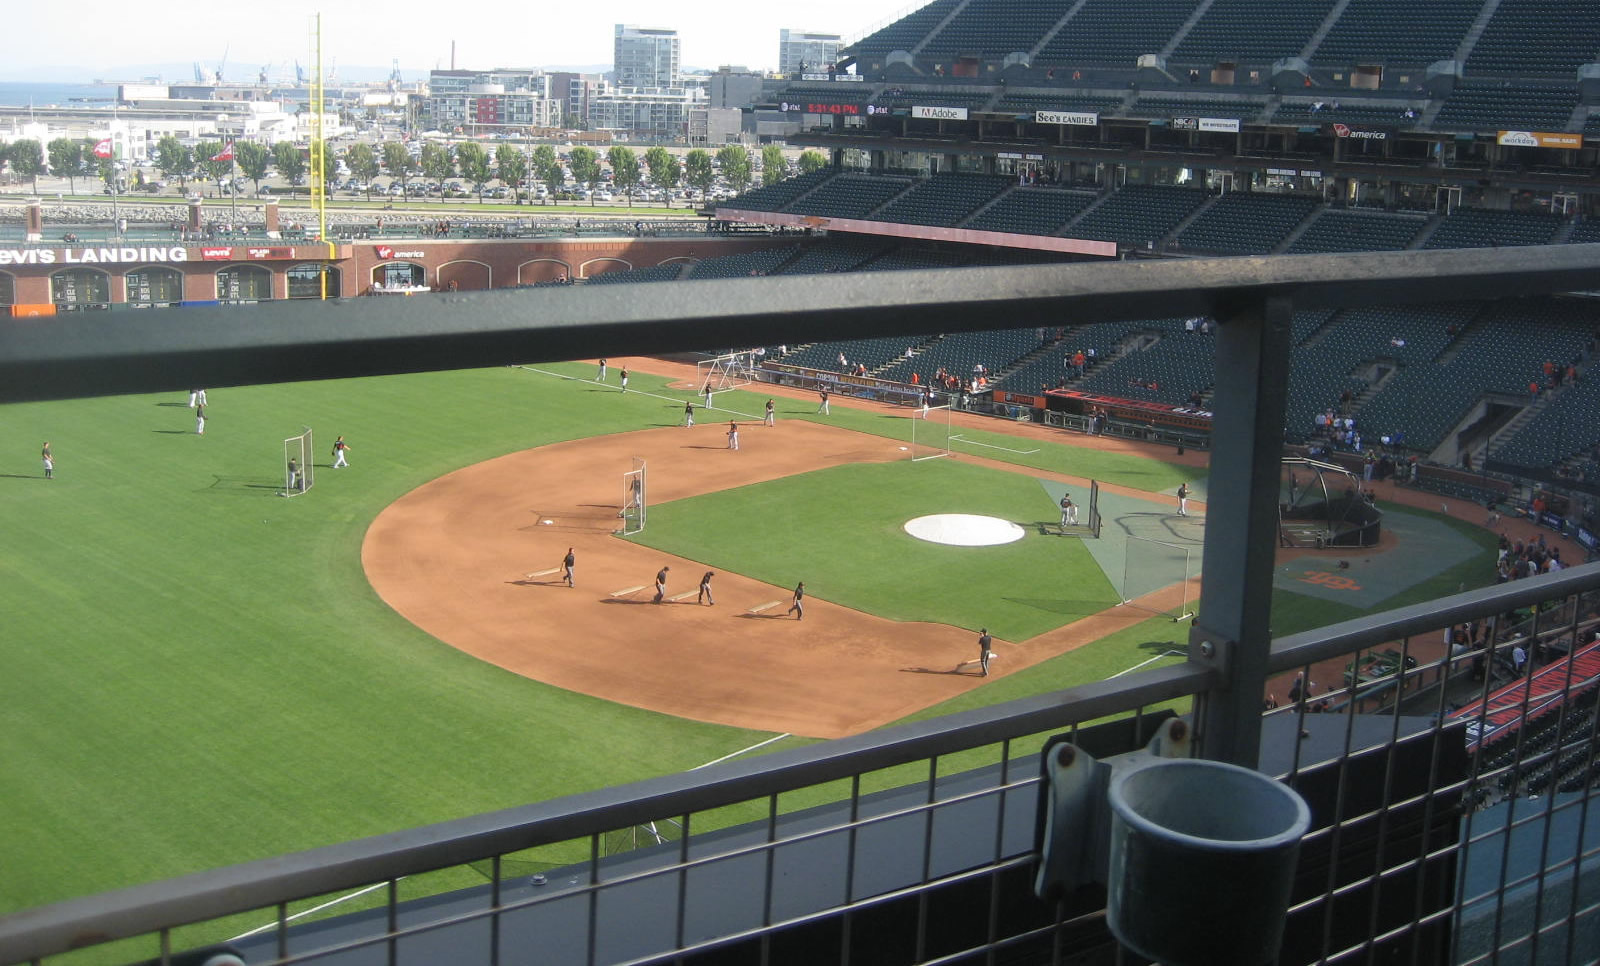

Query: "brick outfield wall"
left=1, top=235, right=789, bottom=306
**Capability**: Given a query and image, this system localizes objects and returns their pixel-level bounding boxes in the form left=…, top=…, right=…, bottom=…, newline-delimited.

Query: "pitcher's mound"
left=904, top=514, right=1025, bottom=547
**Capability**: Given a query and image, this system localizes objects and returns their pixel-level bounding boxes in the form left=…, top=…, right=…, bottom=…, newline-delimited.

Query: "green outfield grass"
left=626, top=460, right=1121, bottom=641
left=0, top=358, right=1502, bottom=932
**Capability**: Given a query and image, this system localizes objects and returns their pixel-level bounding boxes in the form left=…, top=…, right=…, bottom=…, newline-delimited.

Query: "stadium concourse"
left=361, top=357, right=1560, bottom=738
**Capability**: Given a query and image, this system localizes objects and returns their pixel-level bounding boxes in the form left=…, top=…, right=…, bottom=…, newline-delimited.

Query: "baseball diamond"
left=0, top=354, right=1525, bottom=918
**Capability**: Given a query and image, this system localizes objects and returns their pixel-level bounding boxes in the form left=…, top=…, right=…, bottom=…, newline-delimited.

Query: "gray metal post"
left=1189, top=294, right=1294, bottom=767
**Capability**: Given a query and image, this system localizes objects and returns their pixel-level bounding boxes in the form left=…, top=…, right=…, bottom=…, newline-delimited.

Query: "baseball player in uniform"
left=653, top=566, right=670, bottom=603
left=764, top=399, right=775, bottom=426
left=41, top=442, right=53, bottom=479
left=817, top=389, right=830, bottom=414
left=287, top=458, right=301, bottom=491
left=727, top=421, right=740, bottom=450
left=620, top=367, right=629, bottom=392
left=1177, top=482, right=1189, bottom=516
left=703, top=381, right=715, bottom=409
left=684, top=401, right=695, bottom=428
left=1060, top=495, right=1077, bottom=528
left=597, top=358, right=608, bottom=382
left=331, top=435, right=352, bottom=468
left=562, top=548, right=576, bottom=588
left=698, top=570, right=715, bottom=605
left=195, top=404, right=206, bottom=435
left=787, top=582, right=805, bottom=619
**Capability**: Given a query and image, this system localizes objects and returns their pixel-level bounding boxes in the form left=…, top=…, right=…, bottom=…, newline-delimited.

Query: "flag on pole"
left=211, top=142, right=235, bottom=162
left=91, top=138, right=113, bottom=159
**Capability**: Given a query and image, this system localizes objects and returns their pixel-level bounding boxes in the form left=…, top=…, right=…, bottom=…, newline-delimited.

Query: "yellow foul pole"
left=312, top=12, right=332, bottom=297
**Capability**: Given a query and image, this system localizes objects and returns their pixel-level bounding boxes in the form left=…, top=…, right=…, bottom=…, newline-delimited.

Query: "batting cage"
left=620, top=457, right=647, bottom=535
left=1279, top=457, right=1383, bottom=548
left=282, top=427, right=314, bottom=497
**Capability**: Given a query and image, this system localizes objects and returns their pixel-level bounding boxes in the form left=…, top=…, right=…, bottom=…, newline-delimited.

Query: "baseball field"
left=0, top=356, right=1504, bottom=937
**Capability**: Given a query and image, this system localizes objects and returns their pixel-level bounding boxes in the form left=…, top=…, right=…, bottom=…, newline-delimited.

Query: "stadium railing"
left=3, top=245, right=1600, bottom=966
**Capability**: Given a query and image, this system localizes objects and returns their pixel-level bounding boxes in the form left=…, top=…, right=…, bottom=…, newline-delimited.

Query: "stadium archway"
left=580, top=257, right=632, bottom=278
left=287, top=263, right=341, bottom=299
left=217, top=264, right=274, bottom=303
left=516, top=258, right=571, bottom=284
left=372, top=261, right=426, bottom=291
left=437, top=259, right=491, bottom=291
left=124, top=266, right=185, bottom=308
left=50, top=268, right=110, bottom=312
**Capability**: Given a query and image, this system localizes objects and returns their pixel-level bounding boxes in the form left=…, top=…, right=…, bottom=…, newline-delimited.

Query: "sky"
left=5, top=1, right=920, bottom=81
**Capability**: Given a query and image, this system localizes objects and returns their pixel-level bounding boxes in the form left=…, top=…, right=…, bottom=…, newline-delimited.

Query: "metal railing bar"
left=592, top=854, right=1041, bottom=966
left=1270, top=565, right=1600, bottom=673
left=0, top=663, right=1207, bottom=963
left=4, top=247, right=1600, bottom=406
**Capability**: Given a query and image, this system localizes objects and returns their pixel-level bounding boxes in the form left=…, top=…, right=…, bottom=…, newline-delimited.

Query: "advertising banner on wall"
left=1036, top=110, right=1098, bottom=126
left=1198, top=117, right=1241, bottom=133
left=1497, top=131, right=1583, bottom=149
left=912, top=105, right=969, bottom=120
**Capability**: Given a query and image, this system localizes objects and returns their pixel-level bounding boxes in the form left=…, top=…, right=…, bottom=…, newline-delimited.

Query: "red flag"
left=211, top=142, right=235, bottom=162
left=91, top=138, right=113, bottom=159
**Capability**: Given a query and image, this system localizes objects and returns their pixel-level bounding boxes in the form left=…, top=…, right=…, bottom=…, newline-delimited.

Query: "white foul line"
left=692, top=733, right=793, bottom=770
left=230, top=880, right=395, bottom=941
left=516, top=365, right=763, bottom=420
left=948, top=434, right=1040, bottom=455
left=227, top=732, right=795, bottom=941
left=1110, top=650, right=1187, bottom=678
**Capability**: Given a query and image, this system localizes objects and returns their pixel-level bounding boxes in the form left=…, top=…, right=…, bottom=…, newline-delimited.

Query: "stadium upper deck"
left=762, top=0, right=1598, bottom=220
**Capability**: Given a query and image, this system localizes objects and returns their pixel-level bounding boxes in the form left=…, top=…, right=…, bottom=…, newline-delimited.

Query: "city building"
left=688, top=106, right=744, bottom=146
left=547, top=71, right=604, bottom=128
left=613, top=24, right=680, bottom=89
left=778, top=29, right=843, bottom=75
left=589, top=86, right=705, bottom=142
left=707, top=66, right=765, bottom=110
left=425, top=69, right=561, bottom=134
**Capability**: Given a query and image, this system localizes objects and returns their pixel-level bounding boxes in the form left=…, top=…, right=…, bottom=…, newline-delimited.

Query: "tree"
left=7, top=139, right=44, bottom=193
left=381, top=142, right=413, bottom=200
left=47, top=138, right=83, bottom=194
left=195, top=140, right=233, bottom=194
left=684, top=148, right=715, bottom=206
left=568, top=146, right=601, bottom=206
left=717, top=145, right=752, bottom=195
left=235, top=141, right=271, bottom=194
left=156, top=135, right=194, bottom=189
left=494, top=143, right=528, bottom=202
left=762, top=144, right=787, bottom=186
left=797, top=149, right=829, bottom=175
left=644, top=146, right=674, bottom=206
left=273, top=141, right=306, bottom=188
left=345, top=142, right=380, bottom=199
left=420, top=141, right=454, bottom=193
left=661, top=154, right=682, bottom=208
left=532, top=144, right=562, bottom=202
left=455, top=141, right=491, bottom=202
left=607, top=146, right=640, bottom=206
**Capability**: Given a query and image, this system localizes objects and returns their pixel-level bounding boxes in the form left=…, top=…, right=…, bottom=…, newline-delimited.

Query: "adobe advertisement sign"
left=913, top=105, right=968, bottom=120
